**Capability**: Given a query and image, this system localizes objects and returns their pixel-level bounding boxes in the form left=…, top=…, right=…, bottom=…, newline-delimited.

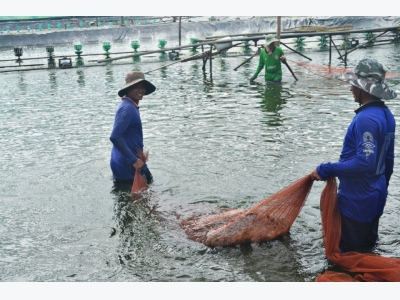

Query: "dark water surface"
left=1, top=43, right=400, bottom=282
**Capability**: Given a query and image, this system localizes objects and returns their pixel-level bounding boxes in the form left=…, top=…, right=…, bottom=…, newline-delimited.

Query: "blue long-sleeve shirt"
left=110, top=97, right=147, bottom=181
left=317, top=101, right=395, bottom=223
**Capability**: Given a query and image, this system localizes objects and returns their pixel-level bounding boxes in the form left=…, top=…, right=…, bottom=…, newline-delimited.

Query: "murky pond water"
left=1, top=42, right=400, bottom=282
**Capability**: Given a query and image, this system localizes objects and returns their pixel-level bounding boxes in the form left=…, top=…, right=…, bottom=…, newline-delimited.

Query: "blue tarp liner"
left=1, top=16, right=399, bottom=48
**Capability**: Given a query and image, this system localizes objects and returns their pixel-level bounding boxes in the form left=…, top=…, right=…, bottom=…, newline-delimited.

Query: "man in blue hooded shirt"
left=311, top=58, right=397, bottom=253
left=110, top=71, right=156, bottom=184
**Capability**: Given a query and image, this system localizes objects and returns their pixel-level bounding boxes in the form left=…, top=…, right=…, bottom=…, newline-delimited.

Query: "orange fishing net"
left=180, top=174, right=314, bottom=247
left=180, top=174, right=400, bottom=281
left=290, top=61, right=399, bottom=79
left=131, top=150, right=149, bottom=195
left=316, top=177, right=400, bottom=282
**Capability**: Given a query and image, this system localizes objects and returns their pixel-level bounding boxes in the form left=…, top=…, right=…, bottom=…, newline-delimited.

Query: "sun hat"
left=264, top=34, right=279, bottom=45
left=335, top=58, right=397, bottom=100
left=118, top=71, right=156, bottom=97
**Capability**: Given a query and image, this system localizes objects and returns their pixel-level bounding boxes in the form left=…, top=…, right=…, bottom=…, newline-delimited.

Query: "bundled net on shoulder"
left=131, top=150, right=149, bottom=195
left=180, top=174, right=400, bottom=281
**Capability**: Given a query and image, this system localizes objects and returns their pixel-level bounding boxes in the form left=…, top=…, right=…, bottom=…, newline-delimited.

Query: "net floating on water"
left=291, top=61, right=400, bottom=80
left=180, top=174, right=314, bottom=247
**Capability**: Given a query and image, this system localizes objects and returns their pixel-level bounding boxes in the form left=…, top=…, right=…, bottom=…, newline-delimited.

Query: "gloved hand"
left=249, top=76, right=256, bottom=83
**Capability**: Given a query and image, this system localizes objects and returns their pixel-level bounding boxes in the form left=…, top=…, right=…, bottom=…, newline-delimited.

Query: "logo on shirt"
left=362, top=132, right=375, bottom=158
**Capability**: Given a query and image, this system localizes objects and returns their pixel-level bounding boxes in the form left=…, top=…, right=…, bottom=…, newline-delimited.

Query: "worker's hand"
left=133, top=159, right=144, bottom=172
left=311, top=169, right=322, bottom=181
left=280, top=55, right=286, bottom=61
left=250, top=76, right=256, bottom=83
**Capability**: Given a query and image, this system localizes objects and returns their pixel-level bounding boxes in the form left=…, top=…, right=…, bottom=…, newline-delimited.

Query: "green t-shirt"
left=253, top=46, right=284, bottom=81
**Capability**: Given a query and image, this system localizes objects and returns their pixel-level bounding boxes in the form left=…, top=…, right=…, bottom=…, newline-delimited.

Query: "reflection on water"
left=261, top=82, right=285, bottom=115
left=111, top=182, right=162, bottom=272
left=159, top=66, right=167, bottom=79
left=202, top=73, right=213, bottom=92
left=159, top=52, right=168, bottom=62
left=18, top=73, right=27, bottom=95
left=48, top=71, right=57, bottom=95
left=111, top=181, right=160, bottom=234
left=105, top=67, right=113, bottom=79
left=75, top=57, right=85, bottom=68
left=219, top=58, right=227, bottom=72
left=132, top=56, right=141, bottom=64
left=1, top=45, right=400, bottom=282
left=76, top=70, right=85, bottom=87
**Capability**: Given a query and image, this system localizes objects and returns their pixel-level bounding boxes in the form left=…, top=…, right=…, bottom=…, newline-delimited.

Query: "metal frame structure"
left=0, top=25, right=399, bottom=73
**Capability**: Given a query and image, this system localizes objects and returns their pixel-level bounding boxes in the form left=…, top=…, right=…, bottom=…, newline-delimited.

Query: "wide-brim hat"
left=264, top=34, right=279, bottom=45
left=335, top=58, right=397, bottom=100
left=118, top=71, right=156, bottom=97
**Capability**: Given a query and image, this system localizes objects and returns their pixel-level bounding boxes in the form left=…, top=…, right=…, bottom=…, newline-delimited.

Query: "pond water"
left=1, top=42, right=400, bottom=282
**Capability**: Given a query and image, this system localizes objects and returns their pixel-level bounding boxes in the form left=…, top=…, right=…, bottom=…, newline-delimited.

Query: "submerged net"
left=290, top=61, right=400, bottom=80
left=131, top=150, right=149, bottom=195
left=180, top=174, right=400, bottom=281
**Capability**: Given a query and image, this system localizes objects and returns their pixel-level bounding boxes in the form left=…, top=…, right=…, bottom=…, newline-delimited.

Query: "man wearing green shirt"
left=250, top=34, right=286, bottom=83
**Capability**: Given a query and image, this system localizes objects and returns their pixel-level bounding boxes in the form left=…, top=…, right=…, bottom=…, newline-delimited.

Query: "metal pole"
left=233, top=47, right=260, bottom=71
left=329, top=35, right=332, bottom=66
left=179, top=17, right=182, bottom=47
left=331, top=38, right=346, bottom=64
left=280, top=42, right=312, bottom=61
left=282, top=60, right=298, bottom=81
left=277, top=16, right=281, bottom=46
left=201, top=45, right=205, bottom=69
left=144, top=51, right=207, bottom=74
left=202, top=53, right=208, bottom=71
left=344, top=36, right=348, bottom=67
left=337, top=30, right=388, bottom=58
left=202, top=51, right=208, bottom=71
left=209, top=45, right=212, bottom=74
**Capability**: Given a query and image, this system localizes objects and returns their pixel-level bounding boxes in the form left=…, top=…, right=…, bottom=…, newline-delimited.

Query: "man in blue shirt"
left=110, top=71, right=156, bottom=183
left=311, top=59, right=397, bottom=253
